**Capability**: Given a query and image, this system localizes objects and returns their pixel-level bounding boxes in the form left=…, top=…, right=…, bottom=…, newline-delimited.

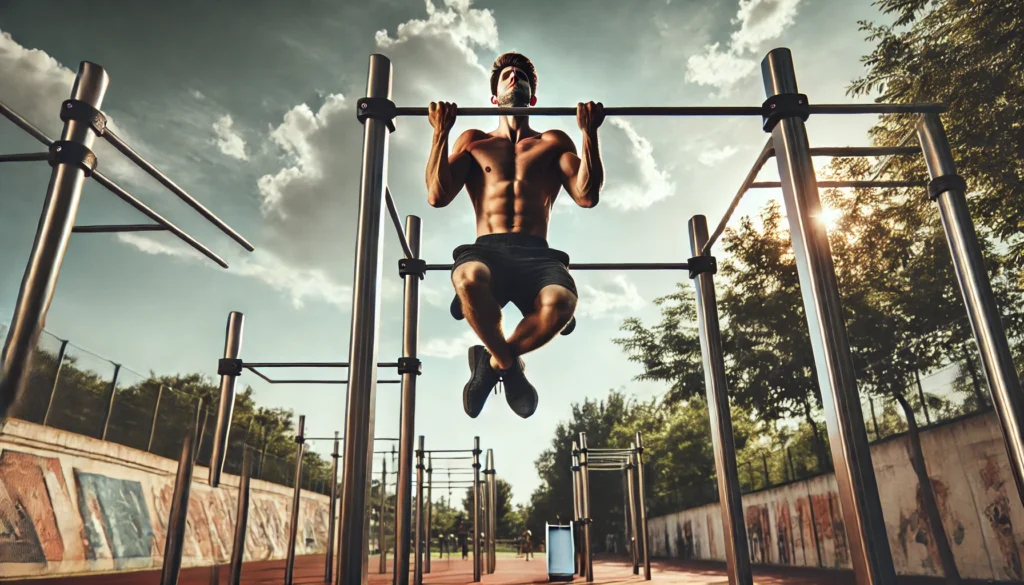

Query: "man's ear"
left=530, top=95, right=538, bottom=107
left=491, top=95, right=498, bottom=105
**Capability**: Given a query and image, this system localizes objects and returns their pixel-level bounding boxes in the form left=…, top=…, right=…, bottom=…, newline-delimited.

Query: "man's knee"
left=537, top=286, right=577, bottom=322
left=452, top=262, right=491, bottom=294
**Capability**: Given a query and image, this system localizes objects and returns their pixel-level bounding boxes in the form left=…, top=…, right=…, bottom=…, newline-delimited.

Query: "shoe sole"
left=463, top=346, right=485, bottom=418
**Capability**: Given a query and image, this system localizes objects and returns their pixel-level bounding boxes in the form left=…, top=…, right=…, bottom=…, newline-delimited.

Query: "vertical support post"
left=578, top=433, right=594, bottom=582
left=626, top=455, right=639, bottom=575
left=379, top=459, right=388, bottom=574
left=393, top=215, right=423, bottom=585
left=918, top=112, right=1024, bottom=505
left=211, top=311, right=245, bottom=487
left=688, top=214, right=752, bottom=585
left=486, top=449, right=497, bottom=574
left=762, top=48, right=895, bottom=585
left=284, top=415, right=306, bottom=585
left=99, top=363, right=121, bottom=440
left=621, top=469, right=631, bottom=556
left=337, top=53, right=392, bottom=585
left=425, top=456, right=433, bottom=574
left=41, top=339, right=68, bottom=426
left=413, top=436, right=425, bottom=585
left=472, top=437, right=481, bottom=582
left=147, top=384, right=165, bottom=453
left=325, top=432, right=341, bottom=584
left=571, top=445, right=584, bottom=576
left=0, top=62, right=110, bottom=419
left=229, top=447, right=252, bottom=585
left=160, top=433, right=196, bottom=585
left=634, top=432, right=651, bottom=581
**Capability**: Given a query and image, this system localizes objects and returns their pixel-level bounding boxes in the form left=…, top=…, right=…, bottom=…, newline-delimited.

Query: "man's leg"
left=452, top=261, right=516, bottom=370
left=506, top=284, right=577, bottom=357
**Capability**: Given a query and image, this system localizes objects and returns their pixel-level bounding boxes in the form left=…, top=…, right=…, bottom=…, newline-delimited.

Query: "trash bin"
left=546, top=522, right=575, bottom=581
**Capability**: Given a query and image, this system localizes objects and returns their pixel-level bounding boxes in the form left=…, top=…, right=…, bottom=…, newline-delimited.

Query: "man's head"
left=490, top=52, right=537, bottom=108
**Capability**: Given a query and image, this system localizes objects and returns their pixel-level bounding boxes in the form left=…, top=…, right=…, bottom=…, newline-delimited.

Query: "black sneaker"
left=463, top=345, right=499, bottom=418
left=502, top=358, right=538, bottom=418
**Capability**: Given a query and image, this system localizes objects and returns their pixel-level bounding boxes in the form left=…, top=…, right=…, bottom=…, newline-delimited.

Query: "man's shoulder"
left=540, top=129, right=576, bottom=152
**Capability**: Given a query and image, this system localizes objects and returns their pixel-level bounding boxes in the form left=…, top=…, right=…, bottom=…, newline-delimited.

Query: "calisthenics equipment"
left=333, top=46, right=1022, bottom=585
left=0, top=62, right=252, bottom=422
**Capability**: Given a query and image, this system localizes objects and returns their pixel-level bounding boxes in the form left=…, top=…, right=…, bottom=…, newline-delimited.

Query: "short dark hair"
left=490, top=52, right=537, bottom=97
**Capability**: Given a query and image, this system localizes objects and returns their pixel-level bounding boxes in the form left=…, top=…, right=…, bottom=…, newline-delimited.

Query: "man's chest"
left=468, top=138, right=561, bottom=177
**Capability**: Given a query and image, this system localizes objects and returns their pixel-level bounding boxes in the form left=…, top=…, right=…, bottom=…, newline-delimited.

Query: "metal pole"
left=284, top=415, right=306, bottom=585
left=578, top=433, right=594, bottom=582
left=472, top=437, right=481, bottom=582
left=147, top=384, right=165, bottom=453
left=626, top=456, right=639, bottom=575
left=413, top=436, right=425, bottom=585
left=160, top=433, right=195, bottom=585
left=425, top=456, right=433, bottom=574
left=326, top=432, right=340, bottom=584
left=211, top=311, right=245, bottom=487
left=689, top=214, right=752, bottom=584
left=635, top=432, right=651, bottom=581
left=229, top=447, right=252, bottom=585
left=41, top=339, right=68, bottom=426
left=917, top=113, right=1024, bottom=504
left=379, top=459, right=388, bottom=574
left=762, top=48, right=896, bottom=585
left=99, top=363, right=121, bottom=440
left=571, top=445, right=583, bottom=576
left=0, top=62, right=110, bottom=419
left=394, top=215, right=423, bottom=585
left=486, top=449, right=497, bottom=574
left=337, top=53, right=392, bottom=585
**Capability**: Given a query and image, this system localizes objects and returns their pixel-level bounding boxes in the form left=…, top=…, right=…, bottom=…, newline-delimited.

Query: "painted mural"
left=647, top=411, right=1024, bottom=581
left=0, top=419, right=331, bottom=579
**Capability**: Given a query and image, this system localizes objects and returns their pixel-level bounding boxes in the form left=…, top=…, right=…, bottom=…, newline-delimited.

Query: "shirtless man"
left=425, top=52, right=605, bottom=419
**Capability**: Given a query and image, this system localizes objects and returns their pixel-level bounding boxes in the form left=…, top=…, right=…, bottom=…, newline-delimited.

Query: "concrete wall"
left=0, top=418, right=331, bottom=579
left=648, top=411, right=1024, bottom=581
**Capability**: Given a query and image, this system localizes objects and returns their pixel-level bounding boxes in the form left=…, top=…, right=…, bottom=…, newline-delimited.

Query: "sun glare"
left=817, top=206, right=842, bottom=231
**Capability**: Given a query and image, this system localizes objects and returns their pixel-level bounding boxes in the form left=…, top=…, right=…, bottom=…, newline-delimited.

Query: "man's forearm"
left=426, top=131, right=454, bottom=206
left=575, top=132, right=603, bottom=206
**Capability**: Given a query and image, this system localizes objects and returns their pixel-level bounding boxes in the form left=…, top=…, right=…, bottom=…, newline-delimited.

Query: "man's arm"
left=426, top=128, right=476, bottom=208
left=557, top=101, right=605, bottom=208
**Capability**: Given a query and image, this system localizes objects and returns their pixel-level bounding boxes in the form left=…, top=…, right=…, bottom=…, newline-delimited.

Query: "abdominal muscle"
left=472, top=179, right=554, bottom=239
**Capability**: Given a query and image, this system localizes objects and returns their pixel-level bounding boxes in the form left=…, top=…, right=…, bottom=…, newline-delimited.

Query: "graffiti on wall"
left=979, top=455, right=1022, bottom=580
left=76, top=471, right=155, bottom=565
left=0, top=450, right=84, bottom=564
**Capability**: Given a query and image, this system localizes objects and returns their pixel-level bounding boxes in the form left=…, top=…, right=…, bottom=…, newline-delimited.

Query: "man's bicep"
left=558, top=149, right=581, bottom=193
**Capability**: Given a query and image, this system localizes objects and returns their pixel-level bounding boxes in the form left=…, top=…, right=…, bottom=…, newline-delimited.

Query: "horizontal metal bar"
left=303, top=436, right=399, bottom=441
left=423, top=449, right=473, bottom=453
left=587, top=448, right=636, bottom=451
left=91, top=171, right=229, bottom=268
left=244, top=366, right=402, bottom=385
left=0, top=99, right=53, bottom=145
left=424, top=261, right=689, bottom=272
left=385, top=187, right=414, bottom=260
left=392, top=103, right=945, bottom=118
left=243, top=361, right=400, bottom=368
left=750, top=180, right=927, bottom=189
left=101, top=129, right=255, bottom=252
left=807, top=146, right=919, bottom=157
left=73, top=224, right=168, bottom=234
left=430, top=456, right=473, bottom=460
left=0, top=152, right=49, bottom=163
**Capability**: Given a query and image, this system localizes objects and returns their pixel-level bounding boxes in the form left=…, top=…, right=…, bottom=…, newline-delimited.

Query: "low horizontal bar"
left=393, top=103, right=944, bottom=117
left=430, top=456, right=473, bottom=460
left=243, top=361, right=400, bottom=368
left=750, top=180, right=927, bottom=189
left=385, top=187, right=414, bottom=260
left=0, top=152, right=49, bottom=163
left=424, top=262, right=688, bottom=272
left=587, top=448, right=636, bottom=451
left=807, top=146, right=919, bottom=157
left=423, top=449, right=473, bottom=453
left=246, top=366, right=403, bottom=385
left=101, top=129, right=255, bottom=252
left=73, top=224, right=168, bottom=234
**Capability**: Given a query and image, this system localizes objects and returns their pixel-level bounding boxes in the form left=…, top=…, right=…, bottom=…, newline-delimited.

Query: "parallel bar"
left=0, top=62, right=109, bottom=419
left=472, top=437, right=481, bottom=582
left=91, top=171, right=229, bottom=267
left=385, top=187, right=414, bottom=259
left=763, top=48, right=895, bottom=585
left=413, top=436, right=425, bottom=585
left=690, top=215, right=751, bottom=585
left=918, top=115, right=1024, bottom=505
left=243, top=361, right=400, bottom=368
left=210, top=311, right=244, bottom=487
left=245, top=371, right=403, bottom=385
left=72, top=224, right=167, bottom=233
left=284, top=416, right=306, bottom=585
left=423, top=449, right=473, bottom=453
left=423, top=262, right=689, bottom=272
left=101, top=129, right=254, bottom=251
left=0, top=152, right=50, bottom=163
left=579, top=433, right=594, bottom=582
left=160, top=434, right=195, bottom=585
left=750, top=180, right=926, bottom=189
left=393, top=103, right=944, bottom=117
left=635, top=432, right=651, bottom=581
left=325, top=433, right=341, bottom=584
left=229, top=448, right=252, bottom=585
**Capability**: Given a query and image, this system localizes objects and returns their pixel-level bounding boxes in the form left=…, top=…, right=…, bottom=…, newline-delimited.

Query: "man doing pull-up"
left=425, top=52, right=605, bottom=419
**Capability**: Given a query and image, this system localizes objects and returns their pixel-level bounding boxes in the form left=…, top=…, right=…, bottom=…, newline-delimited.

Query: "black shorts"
left=451, top=233, right=578, bottom=315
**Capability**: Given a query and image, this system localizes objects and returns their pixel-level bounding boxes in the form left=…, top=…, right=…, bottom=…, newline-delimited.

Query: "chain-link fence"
left=1, top=324, right=336, bottom=495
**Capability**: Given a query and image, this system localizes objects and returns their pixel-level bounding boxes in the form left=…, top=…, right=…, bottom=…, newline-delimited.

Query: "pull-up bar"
left=391, top=103, right=945, bottom=117
left=423, top=261, right=690, bottom=272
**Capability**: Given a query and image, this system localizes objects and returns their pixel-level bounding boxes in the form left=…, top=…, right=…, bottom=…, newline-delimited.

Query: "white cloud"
left=190, top=89, right=206, bottom=100
left=698, top=145, right=740, bottom=166
left=576, top=275, right=645, bottom=318
left=212, top=114, right=248, bottom=160
left=685, top=0, right=801, bottom=93
left=115, top=233, right=205, bottom=260
left=420, top=329, right=479, bottom=359
left=601, top=119, right=676, bottom=210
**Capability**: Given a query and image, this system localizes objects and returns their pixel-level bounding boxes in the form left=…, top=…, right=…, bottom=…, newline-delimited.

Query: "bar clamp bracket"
left=356, top=97, right=397, bottom=133
left=687, top=255, right=718, bottom=279
left=482, top=468, right=495, bottom=475
left=61, top=99, right=108, bottom=136
left=398, top=357, right=422, bottom=376
left=761, top=93, right=809, bottom=132
left=49, top=141, right=97, bottom=177
left=218, top=358, right=244, bottom=376
left=399, top=258, right=426, bottom=280
left=927, top=174, right=967, bottom=201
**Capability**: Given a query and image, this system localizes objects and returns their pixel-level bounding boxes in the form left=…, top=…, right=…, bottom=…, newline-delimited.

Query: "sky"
left=0, top=0, right=895, bottom=506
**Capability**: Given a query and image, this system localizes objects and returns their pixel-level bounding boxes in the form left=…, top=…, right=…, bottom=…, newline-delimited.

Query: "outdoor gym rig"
left=1, top=47, right=1020, bottom=585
